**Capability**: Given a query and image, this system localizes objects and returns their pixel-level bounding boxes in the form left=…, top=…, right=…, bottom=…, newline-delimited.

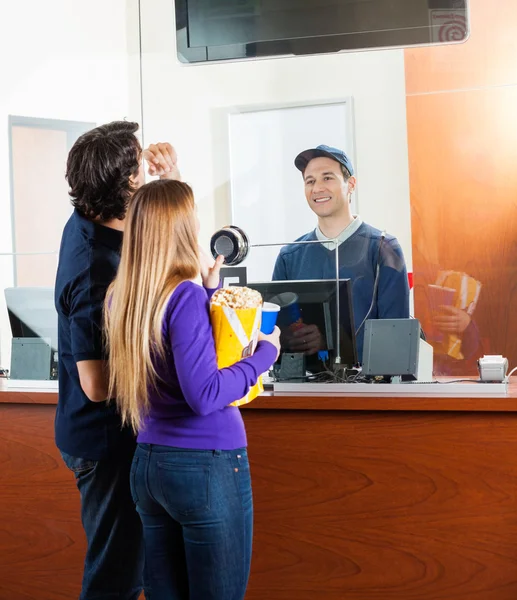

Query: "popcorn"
left=210, top=287, right=264, bottom=407
left=211, top=286, right=262, bottom=310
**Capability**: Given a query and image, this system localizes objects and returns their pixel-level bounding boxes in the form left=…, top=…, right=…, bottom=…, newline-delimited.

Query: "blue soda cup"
left=260, top=302, right=280, bottom=334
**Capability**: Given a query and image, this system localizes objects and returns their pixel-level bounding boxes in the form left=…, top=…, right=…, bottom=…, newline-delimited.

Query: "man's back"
left=54, top=120, right=147, bottom=600
left=55, top=210, right=133, bottom=460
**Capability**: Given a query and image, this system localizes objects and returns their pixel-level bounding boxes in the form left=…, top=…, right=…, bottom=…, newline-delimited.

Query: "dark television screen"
left=175, top=0, right=469, bottom=64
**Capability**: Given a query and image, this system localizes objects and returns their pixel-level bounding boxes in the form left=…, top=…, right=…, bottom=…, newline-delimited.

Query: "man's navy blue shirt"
left=54, top=210, right=134, bottom=460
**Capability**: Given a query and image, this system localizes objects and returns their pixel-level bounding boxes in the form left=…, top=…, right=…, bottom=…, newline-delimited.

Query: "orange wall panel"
left=407, top=87, right=517, bottom=368
left=405, top=0, right=517, bottom=95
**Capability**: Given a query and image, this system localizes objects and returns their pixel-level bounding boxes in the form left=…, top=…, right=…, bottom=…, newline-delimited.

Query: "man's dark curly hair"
left=66, top=121, right=141, bottom=222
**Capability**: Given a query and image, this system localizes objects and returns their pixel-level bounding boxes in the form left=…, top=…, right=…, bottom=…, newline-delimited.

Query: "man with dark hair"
left=272, top=144, right=409, bottom=361
left=55, top=120, right=179, bottom=600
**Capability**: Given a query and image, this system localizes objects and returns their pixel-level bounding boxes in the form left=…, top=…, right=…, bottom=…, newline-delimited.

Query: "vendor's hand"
left=200, top=247, right=224, bottom=289
left=433, top=305, right=471, bottom=334
left=143, top=143, right=181, bottom=180
left=258, top=326, right=281, bottom=361
left=284, top=324, right=324, bottom=356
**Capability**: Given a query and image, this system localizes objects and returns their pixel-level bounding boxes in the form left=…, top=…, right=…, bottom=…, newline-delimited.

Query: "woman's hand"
left=258, top=326, right=281, bottom=361
left=199, top=247, right=224, bottom=289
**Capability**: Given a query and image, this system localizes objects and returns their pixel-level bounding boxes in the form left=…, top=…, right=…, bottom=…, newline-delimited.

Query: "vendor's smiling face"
left=303, top=157, right=355, bottom=219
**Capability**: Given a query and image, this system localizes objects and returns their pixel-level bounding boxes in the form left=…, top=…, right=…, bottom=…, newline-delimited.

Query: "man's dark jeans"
left=61, top=445, right=145, bottom=600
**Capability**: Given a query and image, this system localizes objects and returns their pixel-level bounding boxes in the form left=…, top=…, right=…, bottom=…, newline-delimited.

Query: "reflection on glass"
left=423, top=271, right=482, bottom=376
left=246, top=279, right=357, bottom=376
left=4, top=287, right=58, bottom=381
left=0, top=253, right=60, bottom=381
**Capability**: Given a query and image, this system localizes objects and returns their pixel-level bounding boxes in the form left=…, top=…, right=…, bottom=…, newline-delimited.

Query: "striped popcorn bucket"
left=209, top=302, right=263, bottom=407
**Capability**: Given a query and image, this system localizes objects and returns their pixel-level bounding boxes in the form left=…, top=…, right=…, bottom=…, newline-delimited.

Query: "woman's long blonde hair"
left=105, top=179, right=200, bottom=433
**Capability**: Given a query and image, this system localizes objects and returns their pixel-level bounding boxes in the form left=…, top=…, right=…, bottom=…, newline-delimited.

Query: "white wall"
left=0, top=0, right=139, bottom=368
left=139, top=0, right=412, bottom=269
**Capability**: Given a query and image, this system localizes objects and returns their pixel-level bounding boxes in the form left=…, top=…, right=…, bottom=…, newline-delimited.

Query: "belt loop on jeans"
left=213, top=450, right=221, bottom=457
left=138, top=443, right=152, bottom=457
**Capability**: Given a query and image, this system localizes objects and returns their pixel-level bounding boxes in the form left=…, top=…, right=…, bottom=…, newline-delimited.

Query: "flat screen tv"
left=175, top=0, right=469, bottom=64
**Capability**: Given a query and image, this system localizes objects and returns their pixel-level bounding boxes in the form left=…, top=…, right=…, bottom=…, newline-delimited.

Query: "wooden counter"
left=2, top=381, right=517, bottom=599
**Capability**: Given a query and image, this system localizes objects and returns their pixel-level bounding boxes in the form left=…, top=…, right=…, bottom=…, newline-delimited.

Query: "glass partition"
left=404, top=0, right=517, bottom=377
left=0, top=0, right=142, bottom=382
left=0, top=255, right=59, bottom=380
left=136, top=0, right=514, bottom=379
left=4, top=0, right=516, bottom=383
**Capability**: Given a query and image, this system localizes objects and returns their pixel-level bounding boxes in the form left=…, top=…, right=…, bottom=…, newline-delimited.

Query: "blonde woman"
left=105, top=179, right=280, bottom=600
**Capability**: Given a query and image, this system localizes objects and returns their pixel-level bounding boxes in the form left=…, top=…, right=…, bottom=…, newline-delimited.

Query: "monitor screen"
left=176, top=0, right=469, bottom=64
left=245, top=279, right=357, bottom=367
left=4, top=287, right=58, bottom=352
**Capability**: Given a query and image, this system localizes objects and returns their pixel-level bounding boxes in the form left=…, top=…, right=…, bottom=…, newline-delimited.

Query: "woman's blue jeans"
left=130, top=443, right=253, bottom=600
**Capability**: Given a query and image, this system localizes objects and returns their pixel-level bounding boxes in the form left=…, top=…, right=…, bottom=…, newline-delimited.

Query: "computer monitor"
left=4, top=287, right=58, bottom=351
left=175, top=0, right=469, bottom=64
left=245, top=279, right=357, bottom=367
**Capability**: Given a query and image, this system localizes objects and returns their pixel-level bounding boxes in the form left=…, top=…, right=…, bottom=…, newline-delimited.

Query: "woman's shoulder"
left=165, top=280, right=207, bottom=317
